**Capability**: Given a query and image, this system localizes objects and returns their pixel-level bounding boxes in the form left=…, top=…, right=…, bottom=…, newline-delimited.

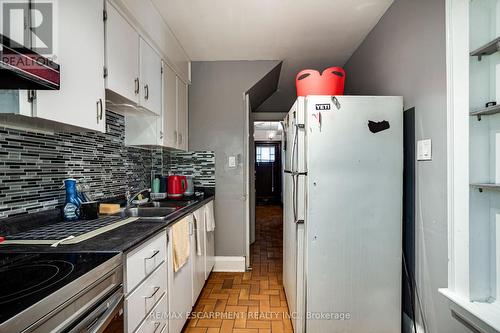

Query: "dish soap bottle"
left=152, top=177, right=160, bottom=193
left=63, top=178, right=82, bottom=221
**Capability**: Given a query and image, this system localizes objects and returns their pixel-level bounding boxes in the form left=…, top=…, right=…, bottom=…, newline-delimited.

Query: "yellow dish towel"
left=172, top=216, right=191, bottom=272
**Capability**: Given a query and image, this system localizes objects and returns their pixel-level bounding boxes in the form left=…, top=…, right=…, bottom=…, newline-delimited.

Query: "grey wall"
left=248, top=62, right=283, bottom=110
left=344, top=0, right=469, bottom=332
left=189, top=61, right=281, bottom=256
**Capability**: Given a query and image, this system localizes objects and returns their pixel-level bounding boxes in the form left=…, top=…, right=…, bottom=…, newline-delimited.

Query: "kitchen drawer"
left=125, top=261, right=167, bottom=333
left=135, top=293, right=168, bottom=333
left=125, top=231, right=167, bottom=293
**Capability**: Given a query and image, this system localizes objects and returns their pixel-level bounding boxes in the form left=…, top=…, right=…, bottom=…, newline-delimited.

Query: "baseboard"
left=213, top=256, right=246, bottom=272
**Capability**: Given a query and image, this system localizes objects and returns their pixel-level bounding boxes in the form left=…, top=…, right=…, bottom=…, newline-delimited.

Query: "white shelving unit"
left=469, top=0, right=500, bottom=306
left=470, top=183, right=500, bottom=191
left=470, top=103, right=500, bottom=120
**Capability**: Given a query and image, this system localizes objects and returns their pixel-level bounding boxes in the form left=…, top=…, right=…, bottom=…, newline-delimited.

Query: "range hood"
left=0, top=34, right=60, bottom=90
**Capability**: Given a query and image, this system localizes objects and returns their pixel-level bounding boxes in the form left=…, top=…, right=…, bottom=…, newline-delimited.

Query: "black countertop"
left=0, top=195, right=214, bottom=254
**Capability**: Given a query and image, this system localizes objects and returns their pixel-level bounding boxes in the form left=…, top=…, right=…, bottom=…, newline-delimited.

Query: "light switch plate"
left=417, top=139, right=432, bottom=161
left=228, top=155, right=237, bottom=168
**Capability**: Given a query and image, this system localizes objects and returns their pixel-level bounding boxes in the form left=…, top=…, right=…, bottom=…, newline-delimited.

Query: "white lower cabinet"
left=125, top=262, right=167, bottom=333
left=205, top=202, right=216, bottom=279
left=191, top=208, right=206, bottom=305
left=125, top=232, right=167, bottom=294
left=167, top=221, right=193, bottom=333
left=123, top=202, right=214, bottom=333
left=205, top=230, right=215, bottom=280
left=166, top=202, right=216, bottom=333
left=134, top=293, right=168, bottom=333
left=123, top=231, right=168, bottom=333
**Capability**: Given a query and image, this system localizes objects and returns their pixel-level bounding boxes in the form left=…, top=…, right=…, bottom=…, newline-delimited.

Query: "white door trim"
left=244, top=93, right=251, bottom=270
left=444, top=0, right=470, bottom=297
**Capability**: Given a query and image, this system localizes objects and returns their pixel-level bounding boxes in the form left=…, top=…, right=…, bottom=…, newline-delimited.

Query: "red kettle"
left=168, top=175, right=187, bottom=198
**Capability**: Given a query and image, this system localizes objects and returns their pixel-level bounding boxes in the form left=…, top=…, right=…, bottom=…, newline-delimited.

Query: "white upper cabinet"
left=35, top=0, right=106, bottom=132
left=105, top=1, right=140, bottom=105
left=139, top=38, right=162, bottom=116
left=0, top=0, right=189, bottom=134
left=176, top=77, right=188, bottom=151
left=105, top=2, right=162, bottom=116
left=163, top=64, right=178, bottom=148
left=114, top=0, right=190, bottom=83
left=125, top=64, right=189, bottom=150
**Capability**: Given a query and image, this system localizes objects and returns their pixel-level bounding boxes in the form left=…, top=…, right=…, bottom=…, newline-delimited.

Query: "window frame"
left=256, top=144, right=276, bottom=163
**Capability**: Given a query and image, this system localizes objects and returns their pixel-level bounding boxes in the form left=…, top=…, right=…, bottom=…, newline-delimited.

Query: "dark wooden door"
left=255, top=142, right=282, bottom=204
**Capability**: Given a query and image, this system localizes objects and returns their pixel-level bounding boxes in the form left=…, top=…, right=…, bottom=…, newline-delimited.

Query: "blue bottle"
left=63, top=178, right=82, bottom=221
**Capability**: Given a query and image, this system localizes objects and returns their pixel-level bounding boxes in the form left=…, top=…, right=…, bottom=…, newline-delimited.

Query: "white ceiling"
left=254, top=121, right=282, bottom=131
left=254, top=122, right=283, bottom=141
left=152, top=0, right=393, bottom=111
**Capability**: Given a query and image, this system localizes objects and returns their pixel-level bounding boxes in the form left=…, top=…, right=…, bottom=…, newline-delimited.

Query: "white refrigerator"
left=283, top=95, right=403, bottom=333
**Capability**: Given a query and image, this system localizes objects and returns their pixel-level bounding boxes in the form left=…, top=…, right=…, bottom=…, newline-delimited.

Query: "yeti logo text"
left=2, top=1, right=53, bottom=54
left=315, top=104, right=331, bottom=111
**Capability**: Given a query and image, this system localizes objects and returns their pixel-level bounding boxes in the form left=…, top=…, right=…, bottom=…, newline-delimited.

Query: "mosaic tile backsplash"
left=0, top=111, right=215, bottom=218
left=168, top=151, right=216, bottom=188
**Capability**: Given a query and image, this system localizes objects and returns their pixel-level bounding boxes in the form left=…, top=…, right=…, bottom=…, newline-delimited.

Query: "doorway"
left=253, top=121, right=284, bottom=206
left=249, top=120, right=284, bottom=249
left=255, top=142, right=282, bottom=204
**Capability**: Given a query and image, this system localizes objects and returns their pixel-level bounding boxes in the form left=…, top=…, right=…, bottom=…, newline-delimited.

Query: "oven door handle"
left=67, top=287, right=124, bottom=333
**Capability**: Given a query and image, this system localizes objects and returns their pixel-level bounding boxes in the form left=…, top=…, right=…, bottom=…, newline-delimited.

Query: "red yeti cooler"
left=295, top=66, right=346, bottom=97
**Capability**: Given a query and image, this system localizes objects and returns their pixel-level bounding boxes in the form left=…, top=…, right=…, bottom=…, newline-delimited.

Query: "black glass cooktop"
left=0, top=252, right=117, bottom=325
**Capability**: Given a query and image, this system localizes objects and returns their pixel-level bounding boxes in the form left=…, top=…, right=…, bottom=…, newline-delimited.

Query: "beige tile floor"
left=183, top=205, right=292, bottom=333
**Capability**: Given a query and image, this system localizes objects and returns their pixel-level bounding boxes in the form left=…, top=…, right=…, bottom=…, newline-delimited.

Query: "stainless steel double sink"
left=119, top=200, right=197, bottom=220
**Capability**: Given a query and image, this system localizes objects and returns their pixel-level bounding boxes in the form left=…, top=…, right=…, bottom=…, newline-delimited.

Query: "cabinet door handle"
left=159, top=131, right=163, bottom=140
left=134, top=78, right=139, bottom=95
left=144, top=286, right=160, bottom=299
left=144, top=84, right=149, bottom=100
left=144, top=250, right=160, bottom=261
left=99, top=99, right=103, bottom=120
left=179, top=133, right=183, bottom=145
left=27, top=90, right=36, bottom=103
left=174, top=130, right=178, bottom=143
left=96, top=99, right=100, bottom=123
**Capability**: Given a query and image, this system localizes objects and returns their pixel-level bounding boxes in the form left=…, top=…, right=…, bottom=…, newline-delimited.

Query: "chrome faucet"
left=126, top=188, right=151, bottom=207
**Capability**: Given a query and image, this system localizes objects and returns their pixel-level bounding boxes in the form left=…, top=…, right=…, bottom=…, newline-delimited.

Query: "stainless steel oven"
left=66, top=286, right=123, bottom=333
left=0, top=253, right=124, bottom=333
